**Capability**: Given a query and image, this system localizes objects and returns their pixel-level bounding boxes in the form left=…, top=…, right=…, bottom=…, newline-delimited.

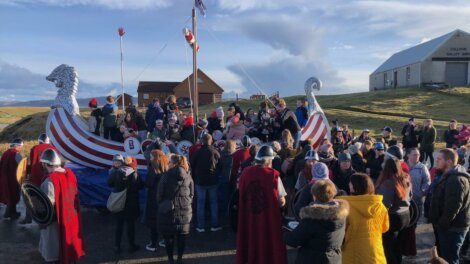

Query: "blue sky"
left=1, top=0, right=470, bottom=101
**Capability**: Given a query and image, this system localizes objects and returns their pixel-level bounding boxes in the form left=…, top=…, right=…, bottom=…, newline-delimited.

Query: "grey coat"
left=157, top=167, right=194, bottom=236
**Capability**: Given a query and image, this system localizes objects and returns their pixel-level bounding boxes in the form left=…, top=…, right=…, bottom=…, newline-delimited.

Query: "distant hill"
left=1, top=87, right=469, bottom=153
left=0, top=97, right=110, bottom=107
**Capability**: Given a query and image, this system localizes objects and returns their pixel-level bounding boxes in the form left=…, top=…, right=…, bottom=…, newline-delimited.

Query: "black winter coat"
left=430, top=165, right=470, bottom=229
left=331, top=164, right=355, bottom=194
left=284, top=200, right=349, bottom=264
left=444, top=129, right=459, bottom=148
left=401, top=124, right=418, bottom=149
left=279, top=108, right=301, bottom=137
left=351, top=153, right=366, bottom=173
left=144, top=165, right=164, bottom=228
left=157, top=167, right=194, bottom=236
left=366, top=154, right=384, bottom=181
left=108, top=166, right=144, bottom=220
left=216, top=150, right=233, bottom=184
left=191, top=145, right=220, bottom=186
left=207, top=116, right=223, bottom=133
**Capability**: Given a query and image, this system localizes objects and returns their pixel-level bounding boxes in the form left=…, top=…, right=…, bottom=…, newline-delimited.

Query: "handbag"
left=107, top=189, right=127, bottom=213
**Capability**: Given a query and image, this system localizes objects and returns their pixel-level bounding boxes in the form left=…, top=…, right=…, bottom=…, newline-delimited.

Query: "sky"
left=1, top=0, right=470, bottom=101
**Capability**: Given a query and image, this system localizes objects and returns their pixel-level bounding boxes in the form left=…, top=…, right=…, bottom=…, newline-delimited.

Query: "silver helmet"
left=40, top=149, right=61, bottom=166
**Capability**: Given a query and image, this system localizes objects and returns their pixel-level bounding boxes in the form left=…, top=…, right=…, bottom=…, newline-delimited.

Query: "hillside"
left=0, top=87, right=469, bottom=156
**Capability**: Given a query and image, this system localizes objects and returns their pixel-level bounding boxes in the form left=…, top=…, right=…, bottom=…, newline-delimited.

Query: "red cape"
left=29, top=144, right=57, bottom=186
left=0, top=148, right=20, bottom=205
left=236, top=166, right=287, bottom=264
left=49, top=167, right=85, bottom=263
left=231, top=148, right=250, bottom=180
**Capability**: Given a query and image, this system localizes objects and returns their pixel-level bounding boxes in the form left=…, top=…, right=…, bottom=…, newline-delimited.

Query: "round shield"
left=214, top=140, right=226, bottom=152
left=124, top=137, right=141, bottom=156
left=250, top=137, right=261, bottom=146
left=176, top=140, right=193, bottom=158
left=21, top=183, right=54, bottom=225
left=140, top=139, right=154, bottom=154
left=228, top=189, right=239, bottom=232
left=212, top=130, right=223, bottom=141
left=16, top=157, right=28, bottom=184
left=161, top=143, right=171, bottom=155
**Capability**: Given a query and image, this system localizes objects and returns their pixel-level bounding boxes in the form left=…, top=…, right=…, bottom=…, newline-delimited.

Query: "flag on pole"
left=300, top=93, right=330, bottom=149
left=195, top=0, right=206, bottom=16
left=183, top=28, right=199, bottom=51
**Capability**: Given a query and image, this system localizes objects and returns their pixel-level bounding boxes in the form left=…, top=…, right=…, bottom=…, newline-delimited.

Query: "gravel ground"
left=0, top=200, right=453, bottom=264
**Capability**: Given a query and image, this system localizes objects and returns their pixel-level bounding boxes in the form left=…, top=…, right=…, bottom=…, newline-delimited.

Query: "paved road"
left=0, top=201, right=436, bottom=264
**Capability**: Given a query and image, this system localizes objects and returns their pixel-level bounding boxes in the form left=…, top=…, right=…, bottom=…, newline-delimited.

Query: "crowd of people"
left=0, top=94, right=469, bottom=264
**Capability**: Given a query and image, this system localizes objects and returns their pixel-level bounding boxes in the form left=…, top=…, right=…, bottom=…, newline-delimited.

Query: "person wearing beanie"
left=293, top=162, right=333, bottom=219
left=180, top=112, right=196, bottom=143
left=102, top=95, right=118, bottom=140
left=366, top=142, right=386, bottom=181
left=149, top=119, right=168, bottom=141
left=88, top=98, right=102, bottom=136
left=196, top=118, right=209, bottom=138
left=348, top=143, right=366, bottom=173
left=108, top=153, right=144, bottom=254
left=208, top=107, right=224, bottom=133
left=285, top=180, right=349, bottom=264
left=331, top=153, right=356, bottom=195
left=382, top=126, right=393, bottom=147
left=355, top=128, right=372, bottom=144
left=225, top=113, right=248, bottom=141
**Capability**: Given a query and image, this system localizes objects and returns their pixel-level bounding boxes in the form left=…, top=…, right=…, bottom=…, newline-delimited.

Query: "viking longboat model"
left=45, top=64, right=148, bottom=170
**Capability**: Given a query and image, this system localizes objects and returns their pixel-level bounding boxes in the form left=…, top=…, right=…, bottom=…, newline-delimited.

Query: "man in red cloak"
left=236, top=145, right=287, bottom=264
left=39, top=149, right=85, bottom=263
left=0, top=138, right=23, bottom=219
left=21, top=133, right=57, bottom=224
left=231, top=136, right=252, bottom=181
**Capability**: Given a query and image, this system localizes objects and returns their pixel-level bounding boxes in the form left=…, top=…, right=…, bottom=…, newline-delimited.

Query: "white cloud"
left=0, top=59, right=119, bottom=101
left=0, top=0, right=172, bottom=10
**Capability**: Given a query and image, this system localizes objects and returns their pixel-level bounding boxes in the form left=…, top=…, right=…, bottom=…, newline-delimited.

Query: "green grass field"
left=0, top=87, right=468, bottom=155
left=0, top=107, right=49, bottom=124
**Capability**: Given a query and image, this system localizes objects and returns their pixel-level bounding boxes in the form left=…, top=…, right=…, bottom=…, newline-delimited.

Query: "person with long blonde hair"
left=144, top=149, right=169, bottom=252
left=157, top=154, right=194, bottom=264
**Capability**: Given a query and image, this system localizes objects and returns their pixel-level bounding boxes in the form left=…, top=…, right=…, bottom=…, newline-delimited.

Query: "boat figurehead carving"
left=46, top=64, right=80, bottom=116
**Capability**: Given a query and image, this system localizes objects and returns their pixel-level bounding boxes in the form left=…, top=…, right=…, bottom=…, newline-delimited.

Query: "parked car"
left=177, top=97, right=192, bottom=108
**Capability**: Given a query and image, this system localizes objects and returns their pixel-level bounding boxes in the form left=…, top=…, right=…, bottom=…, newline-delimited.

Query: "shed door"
left=445, top=62, right=468, bottom=86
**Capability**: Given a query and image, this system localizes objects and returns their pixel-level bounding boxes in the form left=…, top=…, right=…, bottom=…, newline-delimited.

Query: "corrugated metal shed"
left=372, top=29, right=466, bottom=74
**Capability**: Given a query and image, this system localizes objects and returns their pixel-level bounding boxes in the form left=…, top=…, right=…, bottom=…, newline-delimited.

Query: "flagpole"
left=120, top=36, right=124, bottom=111
left=118, top=27, right=125, bottom=111
left=192, top=7, right=199, bottom=122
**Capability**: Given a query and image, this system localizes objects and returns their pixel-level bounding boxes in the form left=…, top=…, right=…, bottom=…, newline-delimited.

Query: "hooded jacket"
left=339, top=195, right=389, bottom=264
left=284, top=200, right=349, bottom=264
left=157, top=166, right=194, bottom=236
left=102, top=103, right=118, bottom=128
left=107, top=166, right=143, bottom=219
left=429, top=165, right=470, bottom=229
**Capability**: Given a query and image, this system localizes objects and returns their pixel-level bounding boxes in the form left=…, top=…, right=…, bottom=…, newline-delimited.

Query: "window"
left=143, top=93, right=149, bottom=99
left=197, top=77, right=204, bottom=84
left=406, top=67, right=411, bottom=81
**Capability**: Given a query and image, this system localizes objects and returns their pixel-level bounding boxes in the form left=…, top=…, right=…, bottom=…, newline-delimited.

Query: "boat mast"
left=192, top=7, right=199, bottom=122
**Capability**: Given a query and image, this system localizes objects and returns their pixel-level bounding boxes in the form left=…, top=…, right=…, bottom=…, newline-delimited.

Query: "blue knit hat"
left=311, top=162, right=329, bottom=181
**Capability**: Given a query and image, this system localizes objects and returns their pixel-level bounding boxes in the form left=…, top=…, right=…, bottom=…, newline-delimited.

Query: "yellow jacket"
left=339, top=195, right=389, bottom=264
